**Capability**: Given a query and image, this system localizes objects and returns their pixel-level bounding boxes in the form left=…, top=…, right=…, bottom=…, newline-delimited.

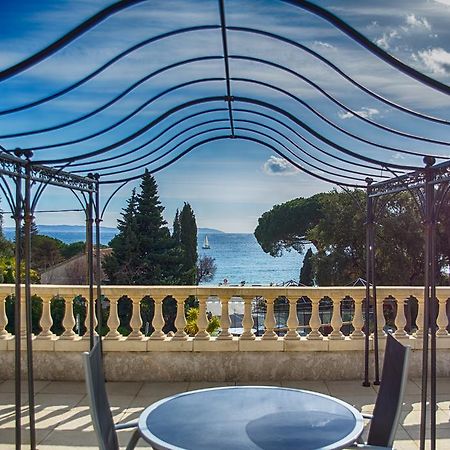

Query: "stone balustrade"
left=0, top=285, right=449, bottom=381
left=0, top=285, right=448, bottom=348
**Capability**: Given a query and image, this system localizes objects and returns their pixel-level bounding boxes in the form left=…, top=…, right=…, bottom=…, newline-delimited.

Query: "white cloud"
left=375, top=14, right=431, bottom=50
left=376, top=30, right=399, bottom=50
left=263, top=156, right=299, bottom=176
left=414, top=47, right=450, bottom=74
left=313, top=41, right=335, bottom=50
left=404, top=14, right=431, bottom=31
left=338, top=107, right=380, bottom=120
left=434, top=0, right=450, bottom=6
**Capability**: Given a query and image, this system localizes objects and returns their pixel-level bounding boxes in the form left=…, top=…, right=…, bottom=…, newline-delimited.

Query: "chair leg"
left=125, top=428, right=141, bottom=450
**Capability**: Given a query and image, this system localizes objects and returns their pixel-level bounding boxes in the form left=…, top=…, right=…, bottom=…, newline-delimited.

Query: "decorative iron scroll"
left=369, top=158, right=450, bottom=199
left=0, top=153, right=95, bottom=193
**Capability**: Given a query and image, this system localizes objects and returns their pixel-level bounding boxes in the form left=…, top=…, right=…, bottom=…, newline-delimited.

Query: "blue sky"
left=0, top=0, right=449, bottom=232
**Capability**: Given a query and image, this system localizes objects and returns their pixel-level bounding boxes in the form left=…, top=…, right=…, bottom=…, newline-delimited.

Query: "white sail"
left=202, top=235, right=210, bottom=249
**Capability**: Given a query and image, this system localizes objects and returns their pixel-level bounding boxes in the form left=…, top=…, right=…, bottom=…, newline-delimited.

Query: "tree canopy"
left=104, top=171, right=182, bottom=285
left=254, top=189, right=436, bottom=286
left=178, top=202, right=198, bottom=284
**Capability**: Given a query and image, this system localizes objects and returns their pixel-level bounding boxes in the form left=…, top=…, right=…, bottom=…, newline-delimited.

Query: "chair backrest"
left=367, top=333, right=410, bottom=448
left=83, top=341, right=119, bottom=450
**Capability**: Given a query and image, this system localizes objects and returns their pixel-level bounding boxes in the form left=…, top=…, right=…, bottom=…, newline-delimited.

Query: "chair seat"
left=83, top=341, right=144, bottom=450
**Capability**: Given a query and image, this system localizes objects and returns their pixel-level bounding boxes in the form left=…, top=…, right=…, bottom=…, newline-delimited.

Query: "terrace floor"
left=0, top=378, right=449, bottom=449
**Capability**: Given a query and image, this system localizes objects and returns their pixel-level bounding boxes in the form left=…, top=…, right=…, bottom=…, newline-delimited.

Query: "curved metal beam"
left=72, top=108, right=386, bottom=178
left=230, top=55, right=449, bottom=146
left=67, top=107, right=228, bottom=169
left=100, top=133, right=365, bottom=188
left=0, top=26, right=220, bottom=116
left=25, top=77, right=224, bottom=150
left=281, top=0, right=450, bottom=95
left=33, top=95, right=422, bottom=170
left=1, top=0, right=448, bottom=96
left=70, top=105, right=388, bottom=174
left=100, top=180, right=130, bottom=219
left=232, top=77, right=449, bottom=157
left=229, top=26, right=450, bottom=125
left=76, top=114, right=388, bottom=180
left=1, top=65, right=224, bottom=140
left=235, top=96, right=423, bottom=170
left=234, top=107, right=398, bottom=173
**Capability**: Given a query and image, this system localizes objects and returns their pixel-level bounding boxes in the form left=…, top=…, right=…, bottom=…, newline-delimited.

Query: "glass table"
left=138, top=386, right=364, bottom=450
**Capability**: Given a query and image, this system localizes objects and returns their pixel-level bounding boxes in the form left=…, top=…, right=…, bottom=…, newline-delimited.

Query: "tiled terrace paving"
left=0, top=378, right=449, bottom=449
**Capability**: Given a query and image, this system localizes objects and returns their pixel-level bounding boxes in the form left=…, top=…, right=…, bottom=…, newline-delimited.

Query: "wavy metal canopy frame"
left=0, top=1, right=449, bottom=449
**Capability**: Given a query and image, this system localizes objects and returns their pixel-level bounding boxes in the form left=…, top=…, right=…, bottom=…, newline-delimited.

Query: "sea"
left=4, top=226, right=305, bottom=286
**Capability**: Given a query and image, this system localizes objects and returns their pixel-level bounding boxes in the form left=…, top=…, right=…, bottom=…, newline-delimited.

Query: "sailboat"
left=202, top=235, right=210, bottom=249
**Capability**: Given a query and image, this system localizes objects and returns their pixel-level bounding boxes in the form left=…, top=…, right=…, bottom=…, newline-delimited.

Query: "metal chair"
left=83, top=341, right=142, bottom=450
left=353, top=333, right=410, bottom=450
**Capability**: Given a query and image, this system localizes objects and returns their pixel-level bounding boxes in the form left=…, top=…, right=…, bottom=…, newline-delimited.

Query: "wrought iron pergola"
left=0, top=1, right=449, bottom=449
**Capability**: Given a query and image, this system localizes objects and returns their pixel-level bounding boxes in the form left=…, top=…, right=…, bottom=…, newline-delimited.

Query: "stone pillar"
left=105, top=296, right=121, bottom=340
left=329, top=297, right=344, bottom=340
left=149, top=296, right=166, bottom=340
left=20, top=291, right=27, bottom=338
left=415, top=297, right=424, bottom=339
left=436, top=297, right=449, bottom=337
left=240, top=296, right=255, bottom=340
left=60, top=297, right=76, bottom=339
left=195, top=295, right=210, bottom=340
left=376, top=297, right=386, bottom=337
left=285, top=296, right=300, bottom=340
left=83, top=297, right=98, bottom=339
left=173, top=297, right=188, bottom=340
left=394, top=297, right=408, bottom=339
left=37, top=296, right=54, bottom=340
left=262, top=297, right=277, bottom=340
left=351, top=297, right=365, bottom=339
left=0, top=295, right=10, bottom=339
left=307, top=296, right=322, bottom=340
left=217, top=296, right=232, bottom=340
left=128, top=297, right=143, bottom=339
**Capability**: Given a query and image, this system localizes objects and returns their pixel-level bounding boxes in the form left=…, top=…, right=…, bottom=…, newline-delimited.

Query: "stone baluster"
left=262, top=297, right=277, bottom=340
left=0, top=295, right=10, bottom=339
left=128, top=297, right=143, bottom=339
left=217, top=296, right=232, bottom=340
left=20, top=293, right=27, bottom=338
left=285, top=297, right=300, bottom=340
left=329, top=297, right=344, bottom=340
left=195, top=295, right=210, bottom=340
left=415, top=298, right=424, bottom=338
left=394, top=297, right=408, bottom=339
left=37, top=296, right=54, bottom=340
left=240, top=296, right=255, bottom=340
left=150, top=296, right=166, bottom=340
left=105, top=296, right=121, bottom=339
left=351, top=297, right=365, bottom=339
left=436, top=297, right=449, bottom=337
left=84, top=298, right=98, bottom=338
left=60, top=297, right=76, bottom=339
left=376, top=297, right=386, bottom=337
left=307, top=296, right=322, bottom=340
left=173, top=297, right=188, bottom=340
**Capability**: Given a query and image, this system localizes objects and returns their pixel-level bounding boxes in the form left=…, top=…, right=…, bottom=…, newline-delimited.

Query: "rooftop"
left=1, top=378, right=449, bottom=449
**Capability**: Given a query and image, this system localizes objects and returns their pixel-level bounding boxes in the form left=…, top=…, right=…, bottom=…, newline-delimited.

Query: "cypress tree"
left=300, top=248, right=314, bottom=286
left=103, top=189, right=139, bottom=284
left=134, top=170, right=181, bottom=285
left=179, top=202, right=198, bottom=284
left=172, top=209, right=181, bottom=244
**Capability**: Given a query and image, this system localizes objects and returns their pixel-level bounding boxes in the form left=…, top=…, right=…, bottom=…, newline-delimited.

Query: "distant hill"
left=198, top=228, right=225, bottom=234
left=4, top=225, right=225, bottom=235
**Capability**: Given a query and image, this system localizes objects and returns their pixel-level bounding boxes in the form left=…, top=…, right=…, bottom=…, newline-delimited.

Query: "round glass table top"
left=138, top=386, right=364, bottom=450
